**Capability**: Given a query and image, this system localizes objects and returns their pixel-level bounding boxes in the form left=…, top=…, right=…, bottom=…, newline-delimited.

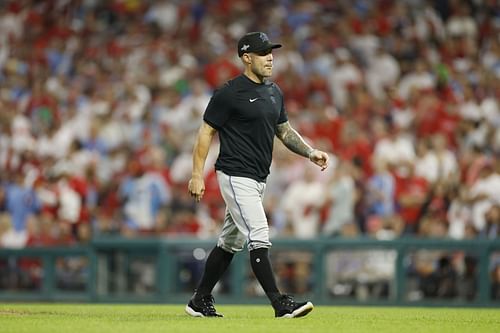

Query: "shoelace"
left=200, top=295, right=217, bottom=314
left=277, top=294, right=296, bottom=307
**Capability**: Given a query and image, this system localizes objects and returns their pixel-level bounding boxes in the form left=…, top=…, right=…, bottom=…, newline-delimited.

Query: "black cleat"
left=185, top=293, right=223, bottom=317
left=272, top=294, right=314, bottom=318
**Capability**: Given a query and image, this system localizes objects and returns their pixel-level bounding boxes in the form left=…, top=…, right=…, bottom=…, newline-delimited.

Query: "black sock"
left=249, top=248, right=281, bottom=302
left=196, top=246, right=234, bottom=296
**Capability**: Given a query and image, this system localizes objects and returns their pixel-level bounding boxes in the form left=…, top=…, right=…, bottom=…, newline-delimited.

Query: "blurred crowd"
left=0, top=0, right=499, bottom=249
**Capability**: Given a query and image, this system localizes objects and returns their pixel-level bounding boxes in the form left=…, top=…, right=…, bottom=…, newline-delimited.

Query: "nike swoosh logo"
left=249, top=98, right=258, bottom=102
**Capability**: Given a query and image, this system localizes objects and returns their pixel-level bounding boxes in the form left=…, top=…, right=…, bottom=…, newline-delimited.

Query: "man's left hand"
left=309, top=149, right=329, bottom=171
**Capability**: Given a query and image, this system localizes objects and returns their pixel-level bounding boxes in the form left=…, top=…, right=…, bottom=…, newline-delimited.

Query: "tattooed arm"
left=275, top=121, right=329, bottom=170
left=276, top=121, right=314, bottom=158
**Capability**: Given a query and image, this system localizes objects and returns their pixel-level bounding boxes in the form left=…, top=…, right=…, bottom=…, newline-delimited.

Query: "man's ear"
left=242, top=53, right=251, bottom=65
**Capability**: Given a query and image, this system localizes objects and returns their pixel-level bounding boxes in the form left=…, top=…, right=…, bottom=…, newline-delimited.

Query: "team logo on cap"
left=259, top=33, right=269, bottom=42
left=241, top=44, right=250, bottom=51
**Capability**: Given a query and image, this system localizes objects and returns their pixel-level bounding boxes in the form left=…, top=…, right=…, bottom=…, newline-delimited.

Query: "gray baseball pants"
left=215, top=171, right=272, bottom=253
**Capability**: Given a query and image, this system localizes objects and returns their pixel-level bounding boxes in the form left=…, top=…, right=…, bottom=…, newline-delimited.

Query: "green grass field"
left=1, top=303, right=499, bottom=333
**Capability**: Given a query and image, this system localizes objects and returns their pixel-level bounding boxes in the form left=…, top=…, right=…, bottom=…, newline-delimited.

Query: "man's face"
left=249, top=49, right=273, bottom=78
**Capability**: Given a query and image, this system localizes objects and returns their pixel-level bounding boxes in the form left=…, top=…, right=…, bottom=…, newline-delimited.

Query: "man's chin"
left=263, top=70, right=273, bottom=77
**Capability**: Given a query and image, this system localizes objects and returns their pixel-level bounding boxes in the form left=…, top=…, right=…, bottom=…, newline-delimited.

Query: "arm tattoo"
left=276, top=121, right=313, bottom=158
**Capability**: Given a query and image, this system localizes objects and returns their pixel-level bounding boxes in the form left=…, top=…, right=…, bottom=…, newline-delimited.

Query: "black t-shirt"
left=203, top=74, right=288, bottom=182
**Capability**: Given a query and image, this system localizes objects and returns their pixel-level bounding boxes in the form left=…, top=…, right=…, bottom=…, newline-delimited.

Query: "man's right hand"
left=188, top=176, right=205, bottom=202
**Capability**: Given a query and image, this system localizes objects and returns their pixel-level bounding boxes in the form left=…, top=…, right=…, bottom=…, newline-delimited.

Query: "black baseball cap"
left=237, top=32, right=282, bottom=57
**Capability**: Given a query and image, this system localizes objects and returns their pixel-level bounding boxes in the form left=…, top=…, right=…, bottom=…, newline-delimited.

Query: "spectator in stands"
left=395, top=162, right=429, bottom=235
left=2, top=172, right=40, bottom=247
left=483, top=204, right=500, bottom=239
left=373, top=119, right=416, bottom=169
left=418, top=255, right=458, bottom=299
left=447, top=185, right=476, bottom=240
left=322, top=159, right=356, bottom=237
left=119, top=159, right=170, bottom=235
left=281, top=164, right=325, bottom=239
left=397, top=60, right=435, bottom=101
left=0, top=213, right=24, bottom=248
left=415, top=134, right=459, bottom=185
left=365, top=46, right=400, bottom=100
left=328, top=48, right=363, bottom=111
left=468, top=162, right=500, bottom=233
left=364, top=156, right=397, bottom=235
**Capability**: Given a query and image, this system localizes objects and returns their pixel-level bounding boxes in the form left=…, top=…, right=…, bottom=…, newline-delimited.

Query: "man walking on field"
left=186, top=32, right=329, bottom=318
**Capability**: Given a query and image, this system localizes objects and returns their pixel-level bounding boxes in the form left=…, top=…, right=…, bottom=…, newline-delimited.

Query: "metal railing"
left=1, top=237, right=499, bottom=306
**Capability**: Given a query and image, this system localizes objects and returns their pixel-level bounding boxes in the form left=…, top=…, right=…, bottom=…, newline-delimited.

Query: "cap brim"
left=253, top=43, right=282, bottom=54
left=266, top=43, right=282, bottom=51
left=238, top=42, right=283, bottom=57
